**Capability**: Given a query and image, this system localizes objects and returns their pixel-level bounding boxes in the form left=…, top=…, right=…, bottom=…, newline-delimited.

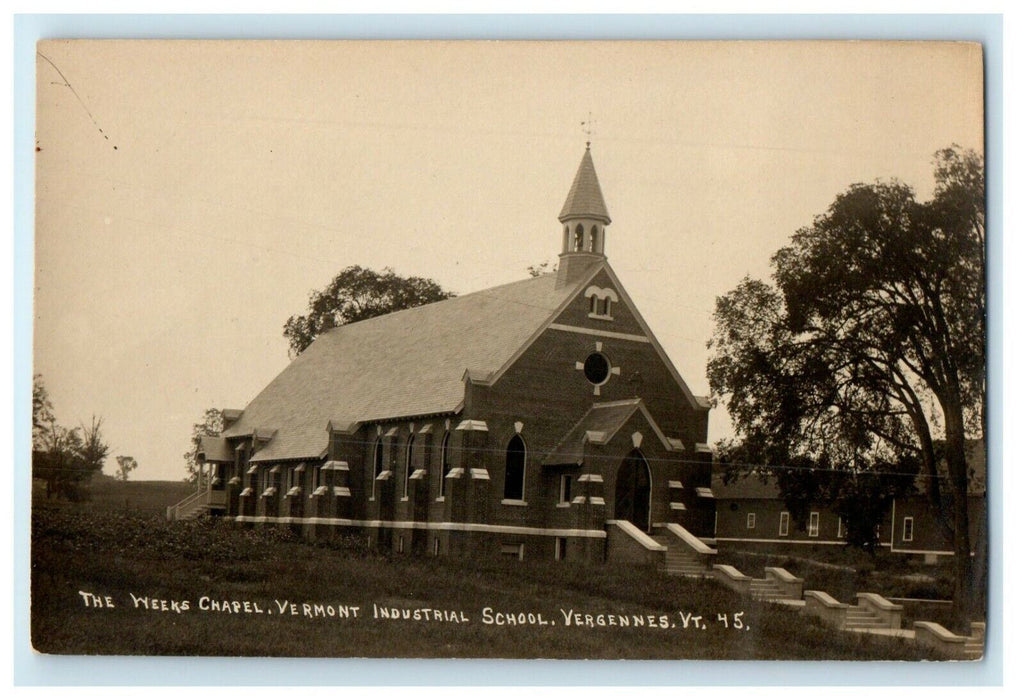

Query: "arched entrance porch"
left=614, top=449, right=651, bottom=532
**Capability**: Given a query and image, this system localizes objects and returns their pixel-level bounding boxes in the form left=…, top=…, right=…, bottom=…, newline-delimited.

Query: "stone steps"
left=750, top=580, right=787, bottom=600
left=843, top=609, right=891, bottom=630
left=964, top=624, right=985, bottom=658
left=652, top=533, right=711, bottom=578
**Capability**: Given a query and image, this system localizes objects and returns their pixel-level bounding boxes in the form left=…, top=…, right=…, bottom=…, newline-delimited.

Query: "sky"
left=33, top=40, right=984, bottom=481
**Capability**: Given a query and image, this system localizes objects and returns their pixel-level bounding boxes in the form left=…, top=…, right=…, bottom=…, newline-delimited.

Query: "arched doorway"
left=615, top=449, right=651, bottom=532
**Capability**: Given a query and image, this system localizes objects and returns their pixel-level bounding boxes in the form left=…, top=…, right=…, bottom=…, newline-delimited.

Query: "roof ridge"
left=591, top=398, right=644, bottom=409
left=319, top=272, right=559, bottom=337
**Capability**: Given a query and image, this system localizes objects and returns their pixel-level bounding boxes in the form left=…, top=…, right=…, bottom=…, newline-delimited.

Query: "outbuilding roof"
left=711, top=472, right=780, bottom=500
left=223, top=266, right=601, bottom=462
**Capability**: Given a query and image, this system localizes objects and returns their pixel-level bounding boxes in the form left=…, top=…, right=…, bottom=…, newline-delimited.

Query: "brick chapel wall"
left=466, top=316, right=709, bottom=530
left=554, top=269, right=647, bottom=337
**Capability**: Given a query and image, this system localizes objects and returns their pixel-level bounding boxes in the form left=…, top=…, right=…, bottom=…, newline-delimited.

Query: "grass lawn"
left=31, top=499, right=941, bottom=660
left=33, top=475, right=195, bottom=517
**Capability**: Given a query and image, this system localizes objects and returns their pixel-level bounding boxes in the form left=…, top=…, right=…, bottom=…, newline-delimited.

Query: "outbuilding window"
left=808, top=512, right=819, bottom=537
left=779, top=512, right=790, bottom=537
left=746, top=513, right=756, bottom=529
left=903, top=517, right=914, bottom=542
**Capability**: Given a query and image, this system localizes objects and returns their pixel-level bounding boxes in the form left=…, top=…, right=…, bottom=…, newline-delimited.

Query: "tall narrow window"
left=422, top=433, right=433, bottom=470
left=371, top=438, right=384, bottom=498
left=746, top=513, right=756, bottom=529
left=439, top=431, right=451, bottom=498
left=574, top=224, right=584, bottom=251
left=589, top=225, right=599, bottom=252
left=837, top=517, right=845, bottom=539
left=503, top=435, right=526, bottom=501
left=779, top=512, right=790, bottom=537
left=404, top=435, right=416, bottom=498
left=808, top=512, right=819, bottom=537
left=559, top=474, right=572, bottom=505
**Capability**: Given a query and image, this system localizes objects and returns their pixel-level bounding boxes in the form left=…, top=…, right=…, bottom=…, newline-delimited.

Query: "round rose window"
left=583, top=352, right=610, bottom=385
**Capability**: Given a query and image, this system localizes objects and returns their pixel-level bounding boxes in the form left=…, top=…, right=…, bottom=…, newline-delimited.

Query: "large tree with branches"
left=283, top=266, right=455, bottom=358
left=707, top=146, right=985, bottom=629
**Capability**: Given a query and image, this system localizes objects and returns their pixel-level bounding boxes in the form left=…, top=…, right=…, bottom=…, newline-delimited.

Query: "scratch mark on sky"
left=37, top=51, right=118, bottom=150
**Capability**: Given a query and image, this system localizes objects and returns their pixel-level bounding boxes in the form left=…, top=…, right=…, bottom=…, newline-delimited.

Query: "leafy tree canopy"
left=32, top=379, right=110, bottom=501
left=283, top=265, right=456, bottom=357
left=32, top=374, right=54, bottom=452
left=707, top=146, right=984, bottom=627
left=115, top=455, right=138, bottom=482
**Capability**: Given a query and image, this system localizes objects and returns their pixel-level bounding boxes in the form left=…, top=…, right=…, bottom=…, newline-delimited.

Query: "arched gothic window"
left=503, top=435, right=526, bottom=501
left=372, top=437, right=383, bottom=498
left=404, top=435, right=415, bottom=498
left=439, top=431, right=451, bottom=498
left=589, top=225, right=599, bottom=252
left=574, top=224, right=584, bottom=252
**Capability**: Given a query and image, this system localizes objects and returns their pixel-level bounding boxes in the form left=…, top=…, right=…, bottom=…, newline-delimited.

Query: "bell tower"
left=556, top=144, right=611, bottom=288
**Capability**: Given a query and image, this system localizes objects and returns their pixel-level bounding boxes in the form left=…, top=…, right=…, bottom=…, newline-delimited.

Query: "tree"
left=115, top=455, right=138, bottom=482
left=707, top=146, right=984, bottom=629
left=34, top=416, right=108, bottom=501
left=184, top=408, right=225, bottom=486
left=78, top=416, right=110, bottom=475
left=30, top=377, right=110, bottom=500
left=282, top=265, right=456, bottom=357
left=527, top=261, right=557, bottom=277
left=32, top=374, right=54, bottom=451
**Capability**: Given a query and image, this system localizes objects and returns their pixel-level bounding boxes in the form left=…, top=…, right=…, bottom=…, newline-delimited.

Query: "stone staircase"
left=651, top=525, right=716, bottom=577
left=750, top=577, right=788, bottom=601
left=964, top=622, right=985, bottom=659
left=659, top=538, right=710, bottom=576
left=842, top=606, right=893, bottom=631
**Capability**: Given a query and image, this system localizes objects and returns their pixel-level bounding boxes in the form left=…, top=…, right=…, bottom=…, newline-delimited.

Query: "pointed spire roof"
left=558, top=145, right=611, bottom=224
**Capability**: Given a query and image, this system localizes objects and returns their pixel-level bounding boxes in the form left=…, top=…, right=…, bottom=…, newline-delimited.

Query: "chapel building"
left=194, top=147, right=716, bottom=565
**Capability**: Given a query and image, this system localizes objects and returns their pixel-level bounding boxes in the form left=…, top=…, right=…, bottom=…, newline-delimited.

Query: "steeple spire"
left=556, top=146, right=611, bottom=288
left=559, top=145, right=611, bottom=225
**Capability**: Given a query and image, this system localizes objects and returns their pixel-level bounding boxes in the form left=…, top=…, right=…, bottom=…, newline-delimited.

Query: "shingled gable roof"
left=542, top=398, right=683, bottom=466
left=222, top=264, right=604, bottom=462
left=558, top=147, right=611, bottom=224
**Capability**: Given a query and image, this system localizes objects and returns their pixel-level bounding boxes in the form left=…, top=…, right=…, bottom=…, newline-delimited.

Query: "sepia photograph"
left=29, top=38, right=987, bottom=664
